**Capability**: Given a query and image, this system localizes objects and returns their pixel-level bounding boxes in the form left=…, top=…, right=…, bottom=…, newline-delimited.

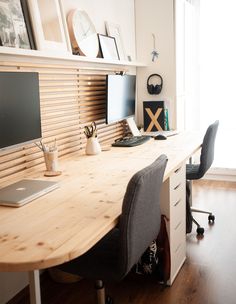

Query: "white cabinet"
left=160, top=162, right=186, bottom=285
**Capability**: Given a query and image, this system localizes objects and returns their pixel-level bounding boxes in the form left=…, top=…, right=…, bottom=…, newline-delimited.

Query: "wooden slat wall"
left=0, top=62, right=125, bottom=183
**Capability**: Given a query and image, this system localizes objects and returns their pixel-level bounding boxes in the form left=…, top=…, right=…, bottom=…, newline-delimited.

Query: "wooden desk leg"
left=28, top=270, right=41, bottom=304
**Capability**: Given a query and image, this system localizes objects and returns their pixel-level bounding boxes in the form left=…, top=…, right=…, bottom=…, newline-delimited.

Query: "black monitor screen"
left=106, top=74, right=136, bottom=124
left=0, top=72, right=42, bottom=151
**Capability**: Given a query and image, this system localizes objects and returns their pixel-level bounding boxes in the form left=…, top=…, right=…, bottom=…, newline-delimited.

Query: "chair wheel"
left=106, top=296, right=113, bottom=304
left=208, top=214, right=215, bottom=223
left=196, top=227, right=204, bottom=235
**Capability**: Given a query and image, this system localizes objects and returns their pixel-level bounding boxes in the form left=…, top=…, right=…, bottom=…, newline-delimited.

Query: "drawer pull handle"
left=174, top=199, right=181, bottom=207
left=174, top=167, right=181, bottom=174
left=175, top=243, right=182, bottom=253
left=174, top=183, right=181, bottom=190
left=174, top=221, right=181, bottom=230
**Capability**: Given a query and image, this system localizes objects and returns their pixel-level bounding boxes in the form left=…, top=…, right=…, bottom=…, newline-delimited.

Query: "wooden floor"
left=9, top=180, right=236, bottom=304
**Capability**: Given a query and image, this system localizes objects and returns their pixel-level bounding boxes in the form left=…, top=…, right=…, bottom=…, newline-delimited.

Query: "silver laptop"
left=0, top=179, right=59, bottom=207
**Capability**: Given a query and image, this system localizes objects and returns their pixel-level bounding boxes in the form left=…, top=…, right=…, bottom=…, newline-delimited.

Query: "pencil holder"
left=44, top=150, right=59, bottom=172
left=85, top=137, right=101, bottom=155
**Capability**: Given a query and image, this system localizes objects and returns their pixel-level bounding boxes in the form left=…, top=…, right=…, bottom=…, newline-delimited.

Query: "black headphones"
left=147, top=74, right=163, bottom=95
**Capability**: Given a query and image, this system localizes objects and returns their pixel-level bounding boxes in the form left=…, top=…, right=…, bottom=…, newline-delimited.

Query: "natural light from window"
left=199, top=0, right=236, bottom=169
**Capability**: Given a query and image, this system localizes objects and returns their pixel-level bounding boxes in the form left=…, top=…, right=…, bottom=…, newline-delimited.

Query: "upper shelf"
left=0, top=47, right=146, bottom=68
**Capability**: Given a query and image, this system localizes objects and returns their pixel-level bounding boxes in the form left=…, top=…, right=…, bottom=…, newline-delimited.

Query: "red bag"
left=155, top=215, right=171, bottom=286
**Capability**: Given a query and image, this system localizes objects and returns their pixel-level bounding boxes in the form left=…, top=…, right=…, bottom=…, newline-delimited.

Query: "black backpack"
left=135, top=215, right=171, bottom=286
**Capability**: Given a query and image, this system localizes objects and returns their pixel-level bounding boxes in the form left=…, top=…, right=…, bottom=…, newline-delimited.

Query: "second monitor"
left=106, top=74, right=136, bottom=125
left=105, top=74, right=151, bottom=147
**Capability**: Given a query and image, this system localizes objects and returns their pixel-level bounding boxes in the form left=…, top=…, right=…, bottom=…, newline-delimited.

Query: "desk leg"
left=28, top=270, right=41, bottom=304
left=189, top=156, right=193, bottom=207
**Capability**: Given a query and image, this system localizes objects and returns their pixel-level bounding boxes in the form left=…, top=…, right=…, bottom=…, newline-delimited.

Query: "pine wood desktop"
left=0, top=132, right=201, bottom=304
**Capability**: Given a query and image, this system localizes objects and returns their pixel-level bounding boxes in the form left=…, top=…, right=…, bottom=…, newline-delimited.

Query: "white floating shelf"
left=0, top=47, right=146, bottom=68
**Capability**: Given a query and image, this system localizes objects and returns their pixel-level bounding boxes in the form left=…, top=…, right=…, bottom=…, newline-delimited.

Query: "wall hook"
left=151, top=33, right=159, bottom=62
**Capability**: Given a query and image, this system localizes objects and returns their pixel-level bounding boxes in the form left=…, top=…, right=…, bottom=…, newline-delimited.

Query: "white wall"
left=135, top=0, right=177, bottom=129
left=62, top=0, right=136, bottom=61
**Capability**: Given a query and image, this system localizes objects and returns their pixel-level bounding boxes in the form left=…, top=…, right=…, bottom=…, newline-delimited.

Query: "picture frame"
left=105, top=22, right=126, bottom=60
left=27, top=0, right=70, bottom=53
left=20, top=0, right=36, bottom=49
left=0, top=0, right=35, bottom=49
left=143, top=101, right=165, bottom=132
left=98, top=34, right=119, bottom=60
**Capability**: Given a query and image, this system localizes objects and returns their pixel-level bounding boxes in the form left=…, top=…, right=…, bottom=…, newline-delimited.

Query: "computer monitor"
left=0, top=72, right=42, bottom=152
left=106, top=74, right=136, bottom=124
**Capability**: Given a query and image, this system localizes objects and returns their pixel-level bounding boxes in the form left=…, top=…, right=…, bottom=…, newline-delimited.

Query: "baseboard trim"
left=204, top=168, right=236, bottom=182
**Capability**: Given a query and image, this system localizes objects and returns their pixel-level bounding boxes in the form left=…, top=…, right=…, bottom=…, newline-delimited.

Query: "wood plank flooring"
left=8, top=180, right=236, bottom=304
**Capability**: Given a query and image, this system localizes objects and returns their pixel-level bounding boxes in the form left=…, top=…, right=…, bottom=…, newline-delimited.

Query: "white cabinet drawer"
left=170, top=240, right=186, bottom=283
left=171, top=219, right=185, bottom=252
left=171, top=198, right=185, bottom=230
left=170, top=181, right=185, bottom=207
left=170, top=163, right=185, bottom=190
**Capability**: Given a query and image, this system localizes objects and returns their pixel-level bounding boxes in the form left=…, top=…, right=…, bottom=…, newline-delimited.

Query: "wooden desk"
left=0, top=132, right=201, bottom=303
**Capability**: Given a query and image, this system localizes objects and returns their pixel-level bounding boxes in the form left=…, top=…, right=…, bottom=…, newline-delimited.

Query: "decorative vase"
left=85, top=137, right=101, bottom=155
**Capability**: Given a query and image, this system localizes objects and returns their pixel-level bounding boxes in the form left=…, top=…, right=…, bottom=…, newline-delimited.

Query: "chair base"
left=191, top=207, right=212, bottom=215
left=186, top=180, right=215, bottom=236
left=191, top=210, right=215, bottom=236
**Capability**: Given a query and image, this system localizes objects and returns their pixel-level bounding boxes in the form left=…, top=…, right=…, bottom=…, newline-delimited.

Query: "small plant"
left=84, top=121, right=97, bottom=138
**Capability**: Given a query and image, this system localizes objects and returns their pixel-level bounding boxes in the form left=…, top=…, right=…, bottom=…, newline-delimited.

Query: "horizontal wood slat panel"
left=0, top=62, right=125, bottom=182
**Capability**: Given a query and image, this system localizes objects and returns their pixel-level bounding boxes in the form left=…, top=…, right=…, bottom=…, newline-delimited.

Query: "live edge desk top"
left=0, top=132, right=201, bottom=273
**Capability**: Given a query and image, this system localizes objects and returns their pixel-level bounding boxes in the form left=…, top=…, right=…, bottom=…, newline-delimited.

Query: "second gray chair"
left=186, top=120, right=219, bottom=235
left=57, top=154, right=168, bottom=304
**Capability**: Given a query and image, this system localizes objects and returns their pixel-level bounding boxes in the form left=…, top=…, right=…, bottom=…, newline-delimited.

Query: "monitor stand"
left=126, top=117, right=141, bottom=136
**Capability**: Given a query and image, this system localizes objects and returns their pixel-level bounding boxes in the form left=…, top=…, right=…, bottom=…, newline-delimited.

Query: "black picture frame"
left=20, top=0, right=36, bottom=50
left=98, top=34, right=120, bottom=60
left=143, top=101, right=165, bottom=132
left=0, top=0, right=35, bottom=49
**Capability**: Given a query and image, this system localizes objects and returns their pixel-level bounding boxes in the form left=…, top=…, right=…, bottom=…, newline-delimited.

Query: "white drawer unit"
left=160, top=162, right=186, bottom=285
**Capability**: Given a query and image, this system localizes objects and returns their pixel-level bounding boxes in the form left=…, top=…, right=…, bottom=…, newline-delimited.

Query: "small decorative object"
left=27, top=0, right=70, bottom=52
left=151, top=33, right=159, bottom=62
left=164, top=108, right=170, bottom=131
left=143, top=101, right=165, bottom=132
left=147, top=74, right=163, bottom=95
left=67, top=9, right=99, bottom=57
left=35, top=140, right=62, bottom=176
left=105, top=22, right=126, bottom=60
left=98, top=34, right=119, bottom=60
left=84, top=122, right=101, bottom=155
left=0, top=0, right=35, bottom=49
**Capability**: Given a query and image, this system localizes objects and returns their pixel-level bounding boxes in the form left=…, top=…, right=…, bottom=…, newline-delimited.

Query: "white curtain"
left=199, top=0, right=236, bottom=170
left=183, top=0, right=236, bottom=173
left=184, top=0, right=200, bottom=131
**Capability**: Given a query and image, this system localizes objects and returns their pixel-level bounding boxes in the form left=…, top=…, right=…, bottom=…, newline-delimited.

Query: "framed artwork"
left=27, top=0, right=70, bottom=53
left=105, top=22, right=126, bottom=60
left=143, top=101, right=165, bottom=132
left=0, top=0, right=35, bottom=49
left=98, top=34, right=119, bottom=60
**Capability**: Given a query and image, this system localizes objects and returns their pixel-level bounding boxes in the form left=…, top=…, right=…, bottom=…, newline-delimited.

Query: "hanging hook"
left=151, top=33, right=159, bottom=62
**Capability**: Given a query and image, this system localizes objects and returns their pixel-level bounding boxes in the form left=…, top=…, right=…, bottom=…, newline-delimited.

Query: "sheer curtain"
left=183, top=0, right=236, bottom=175
left=199, top=0, right=236, bottom=170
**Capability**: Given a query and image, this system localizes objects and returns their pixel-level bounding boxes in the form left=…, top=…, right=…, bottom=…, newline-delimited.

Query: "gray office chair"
left=57, top=154, right=168, bottom=304
left=186, top=120, right=219, bottom=235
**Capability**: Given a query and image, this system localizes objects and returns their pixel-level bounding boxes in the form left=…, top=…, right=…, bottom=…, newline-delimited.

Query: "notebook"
left=141, top=130, right=179, bottom=137
left=0, top=179, right=59, bottom=207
